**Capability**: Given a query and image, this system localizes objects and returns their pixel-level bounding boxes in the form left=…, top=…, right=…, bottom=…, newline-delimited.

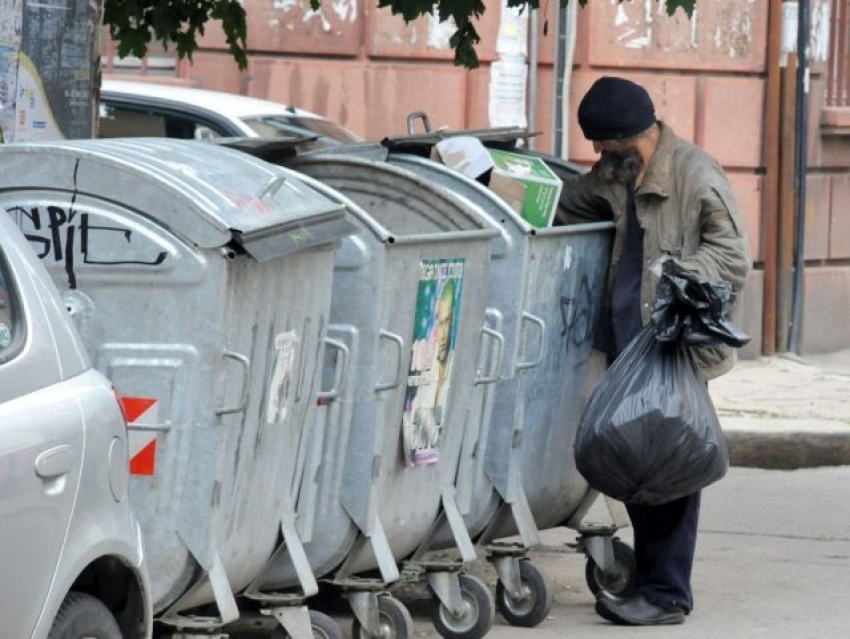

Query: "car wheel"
left=48, top=591, right=122, bottom=639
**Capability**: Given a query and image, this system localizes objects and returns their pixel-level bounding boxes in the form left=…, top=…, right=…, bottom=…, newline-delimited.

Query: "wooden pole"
left=761, top=0, right=784, bottom=356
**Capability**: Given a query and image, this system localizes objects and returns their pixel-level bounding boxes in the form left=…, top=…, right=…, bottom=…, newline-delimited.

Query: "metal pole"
left=552, top=5, right=567, bottom=156
left=528, top=8, right=539, bottom=150
left=777, top=53, right=797, bottom=352
left=788, top=0, right=810, bottom=353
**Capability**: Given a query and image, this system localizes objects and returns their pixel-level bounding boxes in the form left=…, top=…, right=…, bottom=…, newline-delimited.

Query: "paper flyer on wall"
left=0, top=0, right=96, bottom=141
left=0, top=0, right=22, bottom=141
left=401, top=258, right=465, bottom=467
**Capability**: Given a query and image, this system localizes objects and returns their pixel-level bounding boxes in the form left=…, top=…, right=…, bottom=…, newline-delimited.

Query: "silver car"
left=0, top=212, right=151, bottom=639
left=98, top=78, right=362, bottom=149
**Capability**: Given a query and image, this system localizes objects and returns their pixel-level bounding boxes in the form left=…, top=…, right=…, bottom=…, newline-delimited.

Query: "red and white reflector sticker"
left=120, top=397, right=159, bottom=476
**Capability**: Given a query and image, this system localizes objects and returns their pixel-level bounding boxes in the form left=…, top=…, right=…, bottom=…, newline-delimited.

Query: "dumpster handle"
left=258, top=175, right=287, bottom=201
left=317, top=338, right=350, bottom=403
left=407, top=111, right=432, bottom=135
left=515, top=312, right=546, bottom=371
left=475, top=326, right=505, bottom=385
left=375, top=330, right=404, bottom=392
left=216, top=350, right=251, bottom=416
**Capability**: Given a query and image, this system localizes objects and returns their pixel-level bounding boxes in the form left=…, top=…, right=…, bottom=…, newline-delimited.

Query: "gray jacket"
left=555, top=121, right=752, bottom=380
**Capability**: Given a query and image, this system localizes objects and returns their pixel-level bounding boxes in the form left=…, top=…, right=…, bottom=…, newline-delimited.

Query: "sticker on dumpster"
left=563, top=245, right=573, bottom=271
left=267, top=330, right=299, bottom=425
left=121, top=397, right=159, bottom=476
left=402, top=258, right=465, bottom=467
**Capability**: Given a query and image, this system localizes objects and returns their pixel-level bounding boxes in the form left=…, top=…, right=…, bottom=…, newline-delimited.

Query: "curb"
left=725, top=431, right=850, bottom=470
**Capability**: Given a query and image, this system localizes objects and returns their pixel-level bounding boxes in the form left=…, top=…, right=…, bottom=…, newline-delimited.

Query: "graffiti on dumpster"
left=7, top=204, right=168, bottom=289
left=559, top=272, right=594, bottom=349
left=401, top=258, right=464, bottom=467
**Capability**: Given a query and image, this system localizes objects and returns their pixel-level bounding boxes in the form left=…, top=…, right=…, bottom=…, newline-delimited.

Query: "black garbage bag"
left=651, top=260, right=750, bottom=348
left=574, top=326, right=727, bottom=505
left=574, top=263, right=749, bottom=505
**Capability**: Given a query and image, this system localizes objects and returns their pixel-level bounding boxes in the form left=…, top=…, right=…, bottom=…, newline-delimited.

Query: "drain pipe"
left=788, top=0, right=810, bottom=353
left=553, top=0, right=578, bottom=158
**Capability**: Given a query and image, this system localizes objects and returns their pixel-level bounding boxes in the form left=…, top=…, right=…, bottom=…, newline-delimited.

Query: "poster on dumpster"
left=401, top=258, right=464, bottom=467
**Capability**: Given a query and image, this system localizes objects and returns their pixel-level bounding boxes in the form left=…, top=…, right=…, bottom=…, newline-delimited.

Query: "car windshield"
left=241, top=114, right=362, bottom=145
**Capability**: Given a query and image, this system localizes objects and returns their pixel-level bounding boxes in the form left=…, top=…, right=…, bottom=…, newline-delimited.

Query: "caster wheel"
left=495, top=560, right=553, bottom=627
left=271, top=610, right=344, bottom=639
left=585, top=538, right=636, bottom=597
left=351, top=595, right=413, bottom=639
left=430, top=574, right=495, bottom=639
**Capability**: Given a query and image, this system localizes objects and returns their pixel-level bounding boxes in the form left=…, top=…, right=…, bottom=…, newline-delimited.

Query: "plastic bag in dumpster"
left=574, top=264, right=750, bottom=505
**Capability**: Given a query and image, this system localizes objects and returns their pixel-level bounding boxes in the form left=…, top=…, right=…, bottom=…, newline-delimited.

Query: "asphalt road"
left=460, top=466, right=850, bottom=639
left=224, top=466, right=850, bottom=639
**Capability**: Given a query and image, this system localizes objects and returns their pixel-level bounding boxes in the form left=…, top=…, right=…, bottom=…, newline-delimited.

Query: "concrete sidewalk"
left=710, top=349, right=850, bottom=469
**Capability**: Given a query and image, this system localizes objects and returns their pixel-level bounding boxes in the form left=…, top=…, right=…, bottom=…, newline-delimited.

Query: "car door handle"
left=34, top=445, right=73, bottom=479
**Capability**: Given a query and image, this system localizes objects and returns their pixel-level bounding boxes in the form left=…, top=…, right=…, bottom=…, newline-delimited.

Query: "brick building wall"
left=129, top=0, right=849, bottom=356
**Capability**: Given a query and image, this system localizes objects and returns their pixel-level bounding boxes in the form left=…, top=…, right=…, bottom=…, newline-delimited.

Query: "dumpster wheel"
left=430, top=574, right=495, bottom=639
left=494, top=560, right=553, bottom=627
left=584, top=538, right=636, bottom=597
left=351, top=595, right=413, bottom=639
left=271, top=610, right=344, bottom=639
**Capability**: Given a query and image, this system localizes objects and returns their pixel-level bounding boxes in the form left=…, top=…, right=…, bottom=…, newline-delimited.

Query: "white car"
left=98, top=78, right=362, bottom=148
left=0, top=211, right=151, bottom=639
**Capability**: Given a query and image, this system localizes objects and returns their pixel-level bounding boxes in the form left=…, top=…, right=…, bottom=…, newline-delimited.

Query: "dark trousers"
left=625, top=491, right=701, bottom=613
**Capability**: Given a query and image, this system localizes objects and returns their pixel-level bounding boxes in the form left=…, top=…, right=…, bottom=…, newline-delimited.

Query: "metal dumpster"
left=318, top=130, right=631, bottom=627
left=0, top=138, right=355, bottom=637
left=254, top=153, right=502, bottom=639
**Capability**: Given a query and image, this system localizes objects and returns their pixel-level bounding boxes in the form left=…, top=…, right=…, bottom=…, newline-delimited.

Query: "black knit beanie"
left=578, top=76, right=656, bottom=142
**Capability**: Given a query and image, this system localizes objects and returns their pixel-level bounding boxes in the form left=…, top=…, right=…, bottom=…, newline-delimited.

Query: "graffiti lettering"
left=559, top=274, right=594, bottom=349
left=7, top=205, right=168, bottom=289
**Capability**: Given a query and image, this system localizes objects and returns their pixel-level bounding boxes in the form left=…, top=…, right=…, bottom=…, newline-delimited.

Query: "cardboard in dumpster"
left=432, top=137, right=562, bottom=229
left=487, top=148, right=562, bottom=228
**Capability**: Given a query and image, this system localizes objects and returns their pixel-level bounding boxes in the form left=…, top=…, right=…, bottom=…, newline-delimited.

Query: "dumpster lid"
left=381, top=111, right=539, bottom=154
left=221, top=137, right=393, bottom=164
left=289, top=154, right=501, bottom=242
left=216, top=136, right=307, bottom=164
left=0, top=138, right=354, bottom=261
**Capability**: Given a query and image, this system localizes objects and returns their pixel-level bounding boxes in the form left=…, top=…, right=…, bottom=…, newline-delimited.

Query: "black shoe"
left=595, top=593, right=685, bottom=626
left=595, top=590, right=628, bottom=606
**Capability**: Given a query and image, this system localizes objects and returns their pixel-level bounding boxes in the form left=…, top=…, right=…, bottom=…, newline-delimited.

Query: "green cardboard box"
left=486, top=148, right=563, bottom=228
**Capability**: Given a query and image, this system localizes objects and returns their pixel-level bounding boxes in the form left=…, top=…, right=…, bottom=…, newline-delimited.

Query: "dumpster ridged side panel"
left=257, top=233, right=378, bottom=589
left=490, top=227, right=613, bottom=535
left=291, top=157, right=497, bottom=577
left=342, top=239, right=493, bottom=573
left=173, top=248, right=336, bottom=610
left=96, top=251, right=229, bottom=613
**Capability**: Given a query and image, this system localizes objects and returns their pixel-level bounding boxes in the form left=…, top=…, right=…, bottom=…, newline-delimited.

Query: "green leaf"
left=103, top=0, right=249, bottom=70
left=665, top=0, right=697, bottom=18
left=102, top=0, right=698, bottom=73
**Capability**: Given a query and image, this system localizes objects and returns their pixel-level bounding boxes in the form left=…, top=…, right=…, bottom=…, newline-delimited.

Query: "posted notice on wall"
left=489, top=58, right=528, bottom=129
